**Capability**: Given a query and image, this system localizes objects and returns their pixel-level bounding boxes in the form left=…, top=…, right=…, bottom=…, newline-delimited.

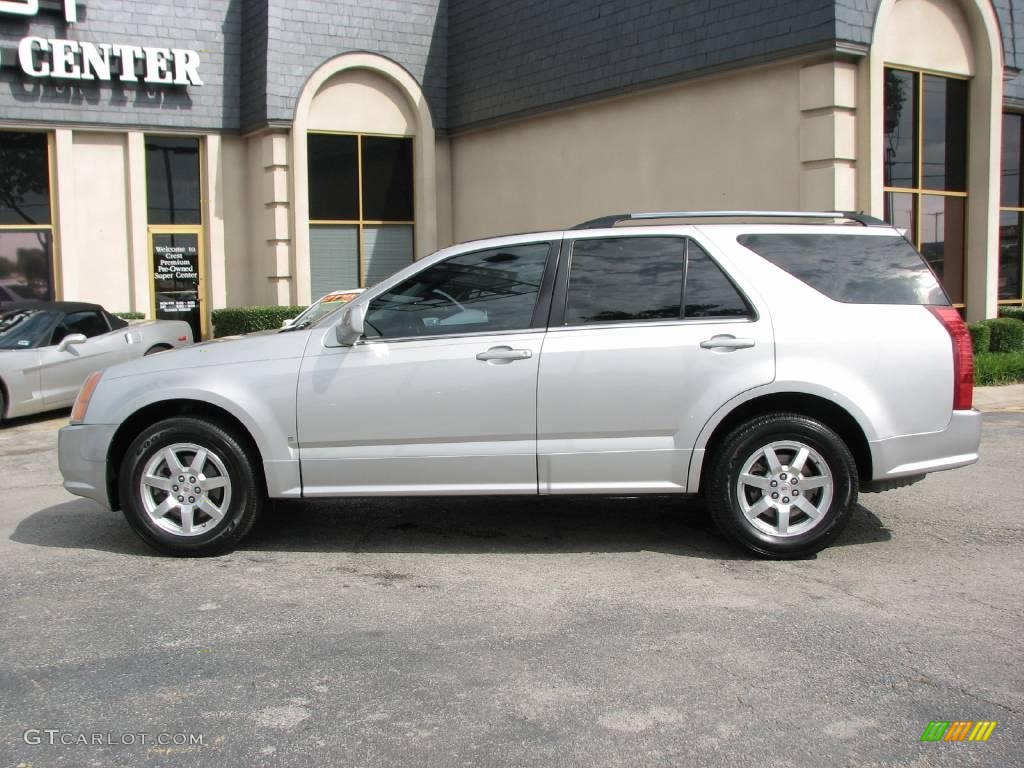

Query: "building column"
left=124, top=132, right=150, bottom=315
left=52, top=128, right=75, bottom=300
left=257, top=131, right=292, bottom=305
left=202, top=134, right=227, bottom=311
left=798, top=61, right=858, bottom=211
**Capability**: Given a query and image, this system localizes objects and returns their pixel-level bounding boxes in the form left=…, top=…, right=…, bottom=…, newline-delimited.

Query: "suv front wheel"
left=707, top=413, right=858, bottom=559
left=119, top=417, right=264, bottom=556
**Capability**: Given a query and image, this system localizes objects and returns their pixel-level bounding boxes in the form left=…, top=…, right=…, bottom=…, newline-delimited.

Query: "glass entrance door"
left=151, top=229, right=204, bottom=340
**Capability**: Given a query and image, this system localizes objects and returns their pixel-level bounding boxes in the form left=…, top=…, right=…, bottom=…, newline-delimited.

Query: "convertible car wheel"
left=119, top=417, right=263, bottom=556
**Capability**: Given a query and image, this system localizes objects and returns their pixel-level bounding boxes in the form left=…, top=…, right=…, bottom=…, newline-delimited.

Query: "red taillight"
left=928, top=306, right=973, bottom=410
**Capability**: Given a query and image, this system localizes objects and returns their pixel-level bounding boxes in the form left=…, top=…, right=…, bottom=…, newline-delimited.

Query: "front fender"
left=85, top=356, right=303, bottom=497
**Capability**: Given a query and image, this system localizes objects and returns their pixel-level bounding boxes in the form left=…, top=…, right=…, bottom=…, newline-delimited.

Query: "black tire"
left=144, top=344, right=171, bottom=356
left=706, top=413, right=858, bottom=559
left=119, top=417, right=263, bottom=556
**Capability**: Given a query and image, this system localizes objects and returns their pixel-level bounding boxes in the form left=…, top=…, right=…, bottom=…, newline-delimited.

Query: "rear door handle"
left=700, top=335, right=755, bottom=350
left=476, top=346, right=533, bottom=362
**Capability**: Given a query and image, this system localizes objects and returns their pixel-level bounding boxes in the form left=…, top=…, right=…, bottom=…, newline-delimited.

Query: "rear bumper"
left=58, top=423, right=117, bottom=510
left=869, top=410, right=982, bottom=480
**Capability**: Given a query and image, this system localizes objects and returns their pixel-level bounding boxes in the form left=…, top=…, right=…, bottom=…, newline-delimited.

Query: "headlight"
left=70, top=371, right=103, bottom=425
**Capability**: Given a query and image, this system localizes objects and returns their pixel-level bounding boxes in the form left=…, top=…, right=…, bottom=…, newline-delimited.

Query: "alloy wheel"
left=735, top=440, right=834, bottom=538
left=139, top=442, right=232, bottom=536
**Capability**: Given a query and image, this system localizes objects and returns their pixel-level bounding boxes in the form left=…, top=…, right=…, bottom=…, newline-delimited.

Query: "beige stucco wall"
left=307, top=70, right=416, bottom=135
left=879, top=0, right=974, bottom=75
left=435, top=137, right=454, bottom=248
left=59, top=131, right=132, bottom=311
left=450, top=63, right=804, bottom=242
left=216, top=135, right=251, bottom=307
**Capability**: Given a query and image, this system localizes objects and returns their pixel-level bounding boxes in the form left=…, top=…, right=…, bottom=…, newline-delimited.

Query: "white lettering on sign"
left=0, top=0, right=77, bottom=24
left=16, top=37, right=203, bottom=86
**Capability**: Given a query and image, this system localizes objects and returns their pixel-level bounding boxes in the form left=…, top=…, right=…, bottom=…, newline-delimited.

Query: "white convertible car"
left=0, top=301, right=193, bottom=420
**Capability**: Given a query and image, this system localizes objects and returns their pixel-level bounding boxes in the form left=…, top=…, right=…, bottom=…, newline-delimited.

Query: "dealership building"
left=1, top=0, right=1023, bottom=338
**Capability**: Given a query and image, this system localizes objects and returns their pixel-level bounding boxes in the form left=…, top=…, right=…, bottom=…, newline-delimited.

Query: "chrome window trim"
left=356, top=327, right=546, bottom=346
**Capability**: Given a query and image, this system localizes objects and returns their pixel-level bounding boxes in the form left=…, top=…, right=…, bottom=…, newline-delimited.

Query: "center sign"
left=0, top=0, right=202, bottom=86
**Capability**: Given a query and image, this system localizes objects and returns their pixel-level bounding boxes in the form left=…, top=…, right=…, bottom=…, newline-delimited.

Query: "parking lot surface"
left=1, top=411, right=1021, bottom=767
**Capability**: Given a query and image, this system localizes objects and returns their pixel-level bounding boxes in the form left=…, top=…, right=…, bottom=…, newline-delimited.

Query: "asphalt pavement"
left=0, top=410, right=1021, bottom=767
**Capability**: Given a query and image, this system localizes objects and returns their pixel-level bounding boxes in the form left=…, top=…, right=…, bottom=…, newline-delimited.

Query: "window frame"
left=0, top=130, right=60, bottom=301
left=357, top=240, right=560, bottom=344
left=882, top=65, right=969, bottom=309
left=549, top=234, right=756, bottom=330
left=999, top=111, right=1024, bottom=306
left=307, top=130, right=416, bottom=289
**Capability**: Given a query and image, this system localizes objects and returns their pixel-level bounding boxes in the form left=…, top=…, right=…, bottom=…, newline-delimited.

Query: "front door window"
left=364, top=242, right=551, bottom=339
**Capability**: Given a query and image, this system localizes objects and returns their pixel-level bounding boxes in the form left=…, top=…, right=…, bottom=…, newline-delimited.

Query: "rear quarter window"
left=737, top=233, right=949, bottom=305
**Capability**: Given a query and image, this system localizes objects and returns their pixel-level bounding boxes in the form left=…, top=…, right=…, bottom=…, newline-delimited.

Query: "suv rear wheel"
left=707, top=413, right=858, bottom=559
left=119, top=417, right=263, bottom=556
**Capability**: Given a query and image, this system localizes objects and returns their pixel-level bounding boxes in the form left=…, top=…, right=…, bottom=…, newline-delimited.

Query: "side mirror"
left=57, top=333, right=87, bottom=352
left=335, top=303, right=366, bottom=347
left=281, top=317, right=295, bottom=329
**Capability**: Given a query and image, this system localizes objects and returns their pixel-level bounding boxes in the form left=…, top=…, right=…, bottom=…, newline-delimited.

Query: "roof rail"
left=570, top=210, right=889, bottom=230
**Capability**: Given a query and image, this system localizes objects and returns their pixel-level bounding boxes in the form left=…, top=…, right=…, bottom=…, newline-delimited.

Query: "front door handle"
left=476, top=346, right=533, bottom=362
left=700, top=335, right=755, bottom=351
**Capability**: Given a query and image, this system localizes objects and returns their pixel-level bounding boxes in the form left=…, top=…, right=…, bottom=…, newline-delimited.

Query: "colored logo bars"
left=920, top=721, right=997, bottom=742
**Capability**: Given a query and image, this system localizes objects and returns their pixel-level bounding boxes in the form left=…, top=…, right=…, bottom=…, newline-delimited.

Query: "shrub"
left=114, top=311, right=145, bottom=320
left=998, top=306, right=1024, bottom=322
left=982, top=317, right=1024, bottom=353
left=967, top=322, right=990, bottom=354
left=211, top=305, right=306, bottom=337
left=974, top=352, right=1024, bottom=386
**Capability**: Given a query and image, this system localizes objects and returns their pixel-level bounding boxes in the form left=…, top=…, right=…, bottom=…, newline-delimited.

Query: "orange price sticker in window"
left=322, top=293, right=360, bottom=304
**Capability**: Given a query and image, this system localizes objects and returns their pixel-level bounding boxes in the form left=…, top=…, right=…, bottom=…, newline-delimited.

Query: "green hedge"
left=113, top=311, right=145, bottom=320
left=982, top=317, right=1024, bottom=353
left=998, top=306, right=1024, bottom=322
left=975, top=352, right=1024, bottom=386
left=967, top=322, right=991, bottom=354
left=211, top=306, right=307, bottom=337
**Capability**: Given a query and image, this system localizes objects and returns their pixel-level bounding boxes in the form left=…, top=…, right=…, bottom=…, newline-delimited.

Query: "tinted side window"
left=685, top=243, right=752, bottom=318
left=564, top=237, right=683, bottom=325
left=365, top=243, right=550, bottom=339
left=52, top=311, right=109, bottom=344
left=737, top=234, right=948, bottom=305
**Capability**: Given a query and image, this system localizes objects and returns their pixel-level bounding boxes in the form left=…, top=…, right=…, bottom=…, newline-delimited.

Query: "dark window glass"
left=307, top=134, right=359, bottom=221
left=684, top=244, right=751, bottom=318
left=883, top=191, right=915, bottom=239
left=365, top=243, right=549, bottom=339
left=999, top=210, right=1023, bottom=301
left=1001, top=114, right=1022, bottom=207
left=737, top=233, right=948, bottom=305
left=52, top=311, right=108, bottom=344
left=361, top=137, right=414, bottom=221
left=145, top=137, right=201, bottom=225
left=0, top=132, right=50, bottom=226
left=105, top=310, right=129, bottom=330
left=920, top=195, right=965, bottom=304
left=922, top=75, right=967, bottom=191
left=0, top=309, right=58, bottom=349
left=0, top=229, right=53, bottom=303
left=884, top=69, right=918, bottom=189
left=564, top=237, right=683, bottom=325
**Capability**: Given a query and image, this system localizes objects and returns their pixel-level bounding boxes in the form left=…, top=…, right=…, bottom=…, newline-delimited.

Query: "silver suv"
left=59, top=211, right=981, bottom=558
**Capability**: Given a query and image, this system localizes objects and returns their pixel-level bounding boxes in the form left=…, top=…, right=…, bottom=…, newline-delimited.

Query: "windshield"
left=0, top=309, right=56, bottom=350
left=287, top=292, right=362, bottom=329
